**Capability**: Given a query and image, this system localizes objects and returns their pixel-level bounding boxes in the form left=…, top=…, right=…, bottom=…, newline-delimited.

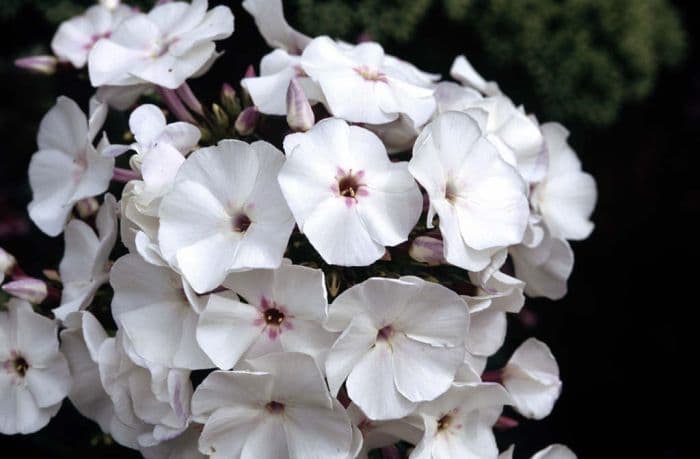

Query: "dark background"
left=1, top=1, right=698, bottom=457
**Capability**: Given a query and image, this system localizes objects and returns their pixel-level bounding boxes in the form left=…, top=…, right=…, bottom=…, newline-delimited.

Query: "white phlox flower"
left=502, top=338, right=562, bottom=420
left=462, top=271, right=525, bottom=370
left=191, top=352, right=354, bottom=459
left=409, top=381, right=512, bottom=459
left=280, top=118, right=422, bottom=266
left=51, top=1, right=135, bottom=68
left=325, top=276, right=469, bottom=421
left=60, top=311, right=143, bottom=447
left=28, top=96, right=114, bottom=236
left=196, top=262, right=335, bottom=370
left=530, top=122, right=597, bottom=241
left=97, top=331, right=194, bottom=450
left=435, top=81, right=546, bottom=184
left=510, top=215, right=574, bottom=300
left=158, top=139, right=294, bottom=293
left=300, top=36, right=436, bottom=127
left=88, top=0, right=234, bottom=89
left=111, top=253, right=213, bottom=370
left=0, top=300, right=71, bottom=434
left=409, top=110, right=530, bottom=271
left=52, top=193, right=118, bottom=321
left=115, top=104, right=200, bottom=264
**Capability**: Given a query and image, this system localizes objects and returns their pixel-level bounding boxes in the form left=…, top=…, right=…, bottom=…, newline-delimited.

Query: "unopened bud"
left=100, top=0, right=121, bottom=10
left=76, top=197, right=100, bottom=219
left=494, top=416, right=519, bottom=431
left=244, top=65, right=256, bottom=79
left=15, top=55, right=57, bottom=75
left=0, top=247, right=16, bottom=275
left=176, top=83, right=204, bottom=116
left=234, top=106, right=259, bottom=136
left=211, top=103, right=230, bottom=129
left=286, top=79, right=315, bottom=132
left=326, top=270, right=341, bottom=298
left=2, top=278, right=48, bottom=304
left=220, top=83, right=241, bottom=116
left=409, top=236, right=445, bottom=266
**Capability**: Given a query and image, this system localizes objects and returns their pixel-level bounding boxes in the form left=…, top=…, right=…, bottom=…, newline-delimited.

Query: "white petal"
left=283, top=401, right=353, bottom=459
left=196, top=292, right=263, bottom=370
left=346, top=341, right=415, bottom=420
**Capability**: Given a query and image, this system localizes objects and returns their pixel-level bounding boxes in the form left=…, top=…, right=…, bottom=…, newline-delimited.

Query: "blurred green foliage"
left=292, top=0, right=686, bottom=127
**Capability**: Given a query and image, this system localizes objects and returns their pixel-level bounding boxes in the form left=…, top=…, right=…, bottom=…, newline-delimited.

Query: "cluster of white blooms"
left=3, top=0, right=597, bottom=458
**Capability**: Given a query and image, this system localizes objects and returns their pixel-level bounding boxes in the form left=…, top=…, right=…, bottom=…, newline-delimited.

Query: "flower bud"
left=176, top=83, right=204, bottom=116
left=234, top=107, right=259, bottom=136
left=244, top=65, right=256, bottom=79
left=286, top=79, right=315, bottom=132
left=220, top=83, right=241, bottom=116
left=211, top=103, right=230, bottom=129
left=14, top=55, right=57, bottom=75
left=326, top=270, right=341, bottom=298
left=409, top=236, right=445, bottom=265
left=2, top=278, right=48, bottom=304
left=0, top=247, right=16, bottom=275
left=76, top=197, right=100, bottom=219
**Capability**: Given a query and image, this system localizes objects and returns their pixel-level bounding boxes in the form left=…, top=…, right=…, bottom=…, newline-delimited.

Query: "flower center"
left=377, top=325, right=394, bottom=341
left=264, top=308, right=285, bottom=326
left=8, top=354, right=29, bottom=378
left=232, top=213, right=251, bottom=233
left=335, top=169, right=367, bottom=203
left=437, top=414, right=452, bottom=432
left=266, top=401, right=285, bottom=414
left=445, top=181, right=459, bottom=204
left=354, top=65, right=387, bottom=83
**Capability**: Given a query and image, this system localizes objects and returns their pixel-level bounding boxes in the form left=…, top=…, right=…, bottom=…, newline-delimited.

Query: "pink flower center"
left=255, top=297, right=294, bottom=340
left=3, top=350, right=29, bottom=379
left=335, top=168, right=368, bottom=207
left=354, top=65, right=387, bottom=83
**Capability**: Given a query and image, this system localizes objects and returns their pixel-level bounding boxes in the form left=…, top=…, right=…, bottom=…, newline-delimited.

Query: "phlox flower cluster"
left=2, top=1, right=597, bottom=458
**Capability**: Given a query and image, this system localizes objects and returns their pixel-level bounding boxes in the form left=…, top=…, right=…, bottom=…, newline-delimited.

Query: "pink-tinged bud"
left=234, top=106, right=259, bottom=136
left=211, top=103, right=230, bottom=128
left=2, top=278, right=48, bottom=304
left=0, top=247, right=16, bottom=275
left=15, top=55, right=57, bottom=75
left=221, top=83, right=241, bottom=116
left=409, top=236, right=445, bottom=265
left=494, top=416, right=519, bottom=430
left=286, top=79, right=315, bottom=132
left=76, top=197, right=99, bottom=219
left=176, top=83, right=204, bottom=116
left=112, top=167, right=140, bottom=183
left=221, top=83, right=236, bottom=100
left=244, top=65, right=256, bottom=79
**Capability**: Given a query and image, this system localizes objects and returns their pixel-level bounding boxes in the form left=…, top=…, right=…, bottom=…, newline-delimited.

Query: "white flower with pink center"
left=324, top=276, right=469, bottom=420
left=410, top=381, right=512, bottom=459
left=279, top=118, right=422, bottom=266
left=0, top=300, right=71, bottom=434
left=196, top=263, right=336, bottom=370
left=300, top=36, right=436, bottom=126
left=51, top=1, right=135, bottom=68
left=28, top=96, right=114, bottom=237
left=158, top=139, right=294, bottom=293
left=88, top=0, right=234, bottom=89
